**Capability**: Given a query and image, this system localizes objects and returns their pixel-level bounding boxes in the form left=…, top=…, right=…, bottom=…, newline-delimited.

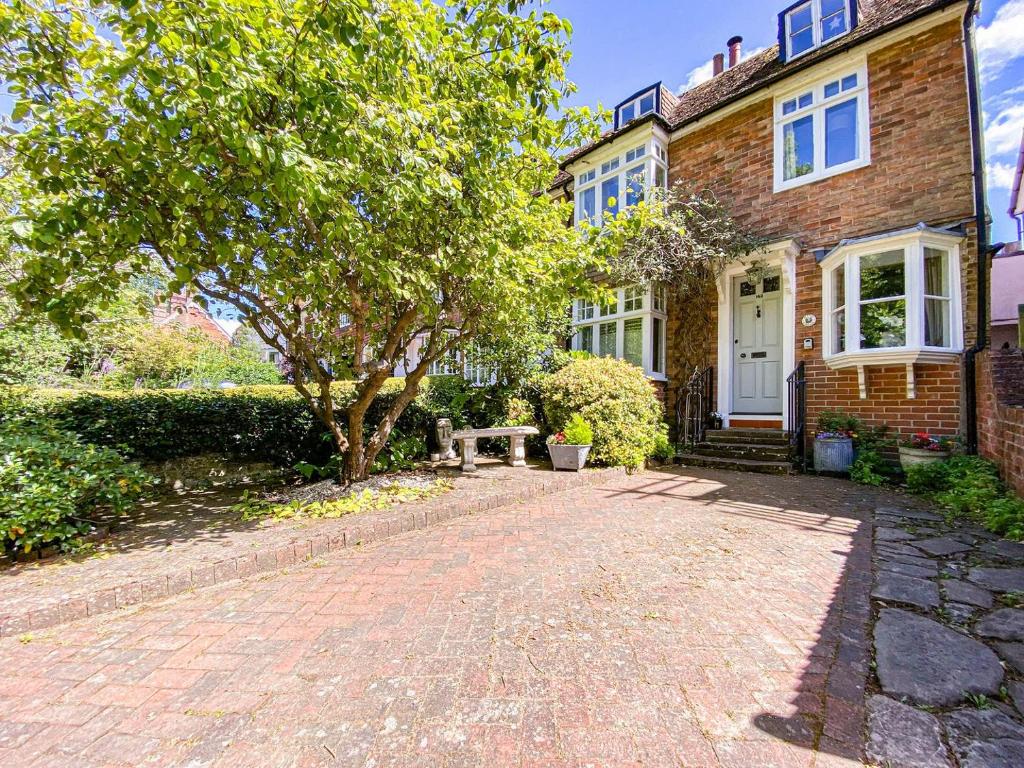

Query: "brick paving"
left=0, top=460, right=621, bottom=637
left=0, top=467, right=888, bottom=767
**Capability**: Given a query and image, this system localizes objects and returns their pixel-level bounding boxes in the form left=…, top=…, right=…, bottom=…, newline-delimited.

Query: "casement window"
left=820, top=227, right=964, bottom=372
left=774, top=64, right=869, bottom=191
left=615, top=88, right=657, bottom=129
left=781, top=0, right=852, bottom=61
left=572, top=285, right=668, bottom=379
left=464, top=344, right=496, bottom=387
left=574, top=140, right=669, bottom=228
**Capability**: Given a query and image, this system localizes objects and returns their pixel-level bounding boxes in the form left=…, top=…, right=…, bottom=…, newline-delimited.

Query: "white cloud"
left=985, top=102, right=1024, bottom=156
left=989, top=160, right=1018, bottom=189
left=676, top=47, right=767, bottom=93
left=978, top=0, right=1024, bottom=80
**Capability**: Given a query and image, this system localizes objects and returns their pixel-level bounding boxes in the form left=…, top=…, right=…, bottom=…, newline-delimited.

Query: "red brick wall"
left=977, top=349, right=1024, bottom=496
left=665, top=18, right=977, bottom=440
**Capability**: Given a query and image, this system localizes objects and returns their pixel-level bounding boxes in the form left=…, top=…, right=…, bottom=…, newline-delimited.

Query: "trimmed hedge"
left=539, top=357, right=662, bottom=470
left=0, top=377, right=514, bottom=468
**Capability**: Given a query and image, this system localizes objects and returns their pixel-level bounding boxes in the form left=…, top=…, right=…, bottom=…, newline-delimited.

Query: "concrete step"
left=693, top=442, right=791, bottom=461
left=705, top=429, right=788, bottom=446
left=675, top=453, right=792, bottom=475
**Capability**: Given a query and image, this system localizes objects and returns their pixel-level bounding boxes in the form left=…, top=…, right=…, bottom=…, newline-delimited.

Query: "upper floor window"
left=820, top=228, right=963, bottom=367
left=614, top=85, right=659, bottom=130
left=574, top=141, right=668, bottom=227
left=774, top=65, right=869, bottom=192
left=781, top=0, right=852, bottom=61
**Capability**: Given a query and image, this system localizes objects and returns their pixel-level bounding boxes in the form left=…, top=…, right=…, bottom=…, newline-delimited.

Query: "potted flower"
left=547, top=414, right=593, bottom=472
left=707, top=412, right=724, bottom=431
left=813, top=410, right=859, bottom=473
left=899, top=433, right=956, bottom=471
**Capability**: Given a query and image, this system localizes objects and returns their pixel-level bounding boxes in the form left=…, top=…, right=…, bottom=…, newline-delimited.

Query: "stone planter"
left=814, top=437, right=854, bottom=473
left=898, top=446, right=950, bottom=472
left=547, top=444, right=591, bottom=472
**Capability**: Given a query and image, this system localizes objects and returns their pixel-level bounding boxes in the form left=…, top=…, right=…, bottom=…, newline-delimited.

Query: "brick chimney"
left=728, top=36, right=743, bottom=68
left=712, top=52, right=725, bottom=76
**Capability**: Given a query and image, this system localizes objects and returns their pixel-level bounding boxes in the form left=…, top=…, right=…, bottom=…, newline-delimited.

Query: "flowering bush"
left=905, top=433, right=957, bottom=452
left=815, top=409, right=860, bottom=441
left=547, top=414, right=593, bottom=446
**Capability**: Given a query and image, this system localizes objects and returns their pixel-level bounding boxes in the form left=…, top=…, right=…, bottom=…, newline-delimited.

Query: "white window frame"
left=773, top=62, right=870, bottom=193
left=571, top=285, right=668, bottom=380
left=616, top=89, right=657, bottom=129
left=573, top=138, right=669, bottom=229
left=784, top=0, right=852, bottom=61
left=820, top=229, right=964, bottom=374
left=464, top=344, right=496, bottom=387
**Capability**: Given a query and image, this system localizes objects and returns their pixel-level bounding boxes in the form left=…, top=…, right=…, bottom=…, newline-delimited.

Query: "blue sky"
left=1, top=1, right=1021, bottom=243
left=546, top=0, right=1024, bottom=245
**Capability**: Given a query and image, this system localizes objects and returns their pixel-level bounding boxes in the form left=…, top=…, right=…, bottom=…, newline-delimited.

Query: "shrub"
left=905, top=455, right=1024, bottom=540
left=0, top=377, right=520, bottom=469
left=549, top=414, right=593, bottom=446
left=539, top=357, right=662, bottom=469
left=650, top=425, right=674, bottom=462
left=0, top=420, right=153, bottom=554
left=849, top=448, right=889, bottom=486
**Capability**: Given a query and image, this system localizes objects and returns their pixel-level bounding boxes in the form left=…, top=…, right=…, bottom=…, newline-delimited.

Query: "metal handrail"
left=786, top=361, right=808, bottom=472
left=678, top=365, right=714, bottom=450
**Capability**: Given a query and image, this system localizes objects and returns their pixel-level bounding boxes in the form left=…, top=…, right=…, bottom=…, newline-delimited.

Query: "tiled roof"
left=552, top=0, right=963, bottom=185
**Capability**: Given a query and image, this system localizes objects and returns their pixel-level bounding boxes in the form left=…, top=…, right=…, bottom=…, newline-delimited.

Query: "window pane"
left=925, top=299, right=950, bottom=347
left=655, top=165, right=666, bottom=189
left=623, top=285, right=643, bottom=312
left=789, top=5, right=814, bottom=56
left=600, top=295, right=618, bottom=316
left=639, top=93, right=655, bottom=115
left=860, top=250, right=905, bottom=301
left=625, top=166, right=645, bottom=207
left=624, top=318, right=643, bottom=367
left=824, top=81, right=840, bottom=98
left=579, top=325, right=593, bottom=353
left=783, top=115, right=815, bottom=180
left=841, top=74, right=858, bottom=91
left=653, top=318, right=664, bottom=373
left=832, top=310, right=846, bottom=354
left=620, top=103, right=635, bottom=124
left=924, top=247, right=949, bottom=297
left=861, top=300, right=906, bottom=348
left=833, top=264, right=846, bottom=310
left=602, top=176, right=619, bottom=217
left=579, top=187, right=595, bottom=224
left=783, top=99, right=797, bottom=115
left=821, top=0, right=848, bottom=41
left=825, top=98, right=858, bottom=168
left=599, top=322, right=616, bottom=357
left=798, top=92, right=813, bottom=109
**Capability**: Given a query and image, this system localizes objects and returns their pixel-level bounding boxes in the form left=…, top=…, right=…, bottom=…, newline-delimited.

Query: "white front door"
left=732, top=271, right=784, bottom=414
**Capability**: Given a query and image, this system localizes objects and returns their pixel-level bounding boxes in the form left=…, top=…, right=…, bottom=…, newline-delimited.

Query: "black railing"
left=786, top=361, right=808, bottom=472
left=677, top=366, right=714, bottom=450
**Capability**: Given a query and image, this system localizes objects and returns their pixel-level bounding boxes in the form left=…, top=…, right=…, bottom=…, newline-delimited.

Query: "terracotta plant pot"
left=898, top=446, right=950, bottom=472
left=547, top=443, right=591, bottom=472
left=814, top=437, right=854, bottom=473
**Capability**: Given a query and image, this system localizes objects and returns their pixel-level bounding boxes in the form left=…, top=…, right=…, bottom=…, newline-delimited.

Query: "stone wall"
left=977, top=348, right=1024, bottom=496
left=664, top=18, right=977, bottom=441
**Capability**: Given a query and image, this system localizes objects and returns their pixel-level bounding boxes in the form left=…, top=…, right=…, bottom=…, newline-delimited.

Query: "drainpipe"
left=961, top=0, right=998, bottom=455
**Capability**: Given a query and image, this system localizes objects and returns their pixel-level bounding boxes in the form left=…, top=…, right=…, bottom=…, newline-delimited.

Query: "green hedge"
left=0, top=377, right=517, bottom=467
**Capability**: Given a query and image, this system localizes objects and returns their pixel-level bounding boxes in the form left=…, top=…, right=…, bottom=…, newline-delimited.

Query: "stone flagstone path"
left=867, top=506, right=1024, bottom=768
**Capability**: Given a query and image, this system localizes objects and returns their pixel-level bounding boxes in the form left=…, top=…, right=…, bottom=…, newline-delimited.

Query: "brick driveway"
left=0, top=467, right=880, bottom=767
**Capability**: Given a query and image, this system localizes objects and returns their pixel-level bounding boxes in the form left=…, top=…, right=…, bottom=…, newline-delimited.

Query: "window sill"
left=822, top=347, right=962, bottom=399
left=774, top=157, right=870, bottom=194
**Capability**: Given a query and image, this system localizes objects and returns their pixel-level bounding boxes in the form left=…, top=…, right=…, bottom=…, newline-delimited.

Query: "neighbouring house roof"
left=552, top=0, right=964, bottom=188
left=212, top=317, right=242, bottom=340
left=1011, top=128, right=1024, bottom=218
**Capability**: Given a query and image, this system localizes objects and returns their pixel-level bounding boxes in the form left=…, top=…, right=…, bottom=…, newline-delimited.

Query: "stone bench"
left=451, top=427, right=540, bottom=472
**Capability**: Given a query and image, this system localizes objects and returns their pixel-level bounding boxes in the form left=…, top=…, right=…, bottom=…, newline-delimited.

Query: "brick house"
left=555, top=0, right=996, bottom=466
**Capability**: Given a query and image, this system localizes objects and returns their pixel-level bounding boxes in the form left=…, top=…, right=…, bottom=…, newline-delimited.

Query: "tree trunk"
left=342, top=408, right=369, bottom=484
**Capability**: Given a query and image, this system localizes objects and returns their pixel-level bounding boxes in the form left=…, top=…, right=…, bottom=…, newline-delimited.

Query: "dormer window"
left=613, top=85, right=660, bottom=130
left=781, top=0, right=854, bottom=61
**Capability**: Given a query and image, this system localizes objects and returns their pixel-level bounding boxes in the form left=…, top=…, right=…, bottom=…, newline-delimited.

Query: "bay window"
left=774, top=64, right=869, bottom=191
left=781, top=0, right=852, bottom=61
left=572, top=285, right=668, bottom=379
left=821, top=227, right=964, bottom=372
left=574, top=139, right=668, bottom=229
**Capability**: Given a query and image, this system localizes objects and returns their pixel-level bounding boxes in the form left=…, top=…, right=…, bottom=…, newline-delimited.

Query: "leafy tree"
left=0, top=0, right=608, bottom=481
